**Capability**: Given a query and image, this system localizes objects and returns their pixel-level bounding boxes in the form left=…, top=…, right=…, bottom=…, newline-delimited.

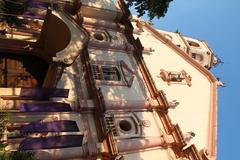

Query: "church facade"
left=0, top=0, right=219, bottom=160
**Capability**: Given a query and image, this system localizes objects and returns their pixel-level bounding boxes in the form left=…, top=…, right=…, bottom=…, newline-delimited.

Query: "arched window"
left=191, top=53, right=204, bottom=61
left=187, top=40, right=200, bottom=47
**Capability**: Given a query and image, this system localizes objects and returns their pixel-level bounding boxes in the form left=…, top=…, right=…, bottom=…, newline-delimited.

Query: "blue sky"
left=132, top=0, right=240, bottom=159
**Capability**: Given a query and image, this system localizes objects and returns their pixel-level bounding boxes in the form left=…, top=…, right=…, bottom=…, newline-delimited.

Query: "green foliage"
left=0, top=0, right=26, bottom=26
left=0, top=112, right=35, bottom=160
left=0, top=112, right=9, bottom=140
left=126, top=0, right=173, bottom=20
left=0, top=151, right=36, bottom=160
left=0, top=111, right=35, bottom=159
left=0, top=144, right=7, bottom=151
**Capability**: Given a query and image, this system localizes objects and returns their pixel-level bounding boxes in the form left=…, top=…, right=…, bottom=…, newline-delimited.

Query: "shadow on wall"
left=56, top=64, right=81, bottom=111
left=88, top=49, right=149, bottom=109
left=81, top=0, right=118, bottom=10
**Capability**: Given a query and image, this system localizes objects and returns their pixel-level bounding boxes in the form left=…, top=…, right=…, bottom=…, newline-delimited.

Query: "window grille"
left=91, top=61, right=135, bottom=87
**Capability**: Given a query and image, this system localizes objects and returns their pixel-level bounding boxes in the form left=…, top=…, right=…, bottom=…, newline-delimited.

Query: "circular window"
left=93, top=33, right=104, bottom=41
left=119, top=120, right=132, bottom=132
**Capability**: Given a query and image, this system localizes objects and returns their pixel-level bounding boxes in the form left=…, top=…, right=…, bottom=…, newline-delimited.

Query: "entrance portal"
left=0, top=55, right=48, bottom=87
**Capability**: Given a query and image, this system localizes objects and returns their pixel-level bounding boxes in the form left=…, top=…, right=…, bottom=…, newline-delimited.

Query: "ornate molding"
left=51, top=10, right=88, bottom=66
left=160, top=69, right=192, bottom=86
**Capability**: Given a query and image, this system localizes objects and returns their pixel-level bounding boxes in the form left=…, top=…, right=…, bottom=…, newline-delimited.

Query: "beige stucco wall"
left=57, top=58, right=90, bottom=109
left=81, top=0, right=122, bottom=22
left=81, top=0, right=119, bottom=12
left=113, top=111, right=175, bottom=159
left=123, top=148, right=176, bottom=160
left=157, top=29, right=215, bottom=68
left=135, top=111, right=164, bottom=137
left=133, top=22, right=213, bottom=151
left=157, top=30, right=188, bottom=52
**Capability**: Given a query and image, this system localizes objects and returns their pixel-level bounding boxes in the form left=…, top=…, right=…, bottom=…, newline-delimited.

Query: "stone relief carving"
left=160, top=69, right=192, bottom=86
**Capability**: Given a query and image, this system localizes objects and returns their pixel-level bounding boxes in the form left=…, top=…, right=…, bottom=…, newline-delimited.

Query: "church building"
left=0, top=0, right=219, bottom=159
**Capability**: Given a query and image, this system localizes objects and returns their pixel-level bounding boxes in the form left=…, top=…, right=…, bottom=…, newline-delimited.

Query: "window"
left=93, top=33, right=104, bottom=41
left=116, top=118, right=137, bottom=136
left=102, top=66, right=121, bottom=81
left=187, top=40, right=200, bottom=47
left=191, top=53, right=197, bottom=59
left=104, top=113, right=118, bottom=136
left=91, top=61, right=135, bottom=87
left=191, top=53, right=203, bottom=62
left=104, top=112, right=142, bottom=138
left=92, top=64, right=121, bottom=81
left=91, top=30, right=111, bottom=42
left=119, top=120, right=132, bottom=132
left=160, top=69, right=192, bottom=86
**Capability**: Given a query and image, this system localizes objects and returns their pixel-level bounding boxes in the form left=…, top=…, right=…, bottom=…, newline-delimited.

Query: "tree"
left=126, top=0, right=173, bottom=20
left=0, top=151, right=36, bottom=160
left=0, top=110, right=35, bottom=160
left=0, top=112, right=9, bottom=140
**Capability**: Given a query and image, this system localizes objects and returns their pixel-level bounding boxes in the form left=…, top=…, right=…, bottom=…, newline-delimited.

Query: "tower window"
left=192, top=53, right=197, bottom=59
left=187, top=40, right=200, bottom=47
left=191, top=53, right=203, bottom=61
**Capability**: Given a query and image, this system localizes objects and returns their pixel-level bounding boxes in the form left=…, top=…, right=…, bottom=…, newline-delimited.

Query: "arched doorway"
left=0, top=55, right=48, bottom=87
